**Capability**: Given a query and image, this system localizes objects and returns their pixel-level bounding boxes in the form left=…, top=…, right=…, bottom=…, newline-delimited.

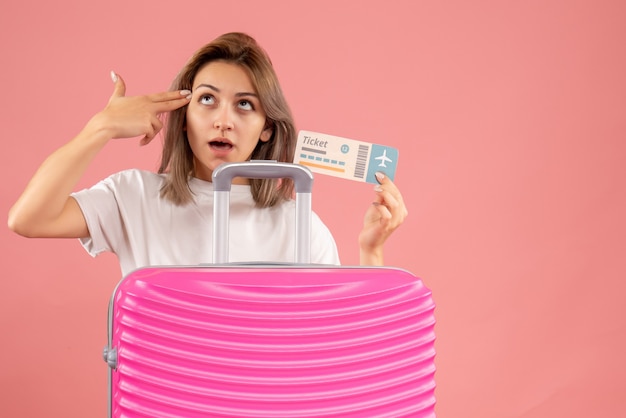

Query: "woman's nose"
left=214, top=106, right=234, bottom=131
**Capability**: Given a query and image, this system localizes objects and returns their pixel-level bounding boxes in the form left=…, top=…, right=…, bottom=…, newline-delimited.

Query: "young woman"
left=8, top=32, right=407, bottom=276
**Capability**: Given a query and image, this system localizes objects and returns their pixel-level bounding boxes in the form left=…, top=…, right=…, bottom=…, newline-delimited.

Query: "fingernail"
left=375, top=172, right=385, bottom=183
left=110, top=70, right=118, bottom=83
left=180, top=90, right=191, bottom=96
left=374, top=185, right=383, bottom=192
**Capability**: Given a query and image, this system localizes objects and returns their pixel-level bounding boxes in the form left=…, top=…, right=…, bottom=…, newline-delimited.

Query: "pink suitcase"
left=103, top=162, right=436, bottom=417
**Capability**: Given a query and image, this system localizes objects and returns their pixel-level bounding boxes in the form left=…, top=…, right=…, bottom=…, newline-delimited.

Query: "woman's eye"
left=199, top=95, right=215, bottom=105
left=238, top=100, right=253, bottom=110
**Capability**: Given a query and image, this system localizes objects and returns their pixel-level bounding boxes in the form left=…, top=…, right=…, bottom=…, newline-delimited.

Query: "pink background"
left=2, top=1, right=625, bottom=416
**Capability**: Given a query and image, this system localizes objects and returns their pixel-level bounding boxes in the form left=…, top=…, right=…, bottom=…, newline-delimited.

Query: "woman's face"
left=186, top=61, right=272, bottom=183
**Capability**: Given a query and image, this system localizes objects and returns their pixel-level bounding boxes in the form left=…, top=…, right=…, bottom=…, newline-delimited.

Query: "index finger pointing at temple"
left=151, top=92, right=192, bottom=113
left=148, top=89, right=193, bottom=103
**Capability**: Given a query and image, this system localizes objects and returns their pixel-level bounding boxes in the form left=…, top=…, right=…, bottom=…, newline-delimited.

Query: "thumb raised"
left=109, top=70, right=126, bottom=99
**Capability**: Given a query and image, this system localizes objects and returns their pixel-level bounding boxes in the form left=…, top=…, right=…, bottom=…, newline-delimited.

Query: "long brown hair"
left=159, top=32, right=296, bottom=207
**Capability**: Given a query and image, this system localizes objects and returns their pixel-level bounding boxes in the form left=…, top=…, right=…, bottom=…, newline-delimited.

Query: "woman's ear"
left=260, top=127, right=273, bottom=142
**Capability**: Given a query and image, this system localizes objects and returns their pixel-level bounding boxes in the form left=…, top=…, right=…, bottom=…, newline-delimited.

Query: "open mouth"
left=209, top=140, right=233, bottom=151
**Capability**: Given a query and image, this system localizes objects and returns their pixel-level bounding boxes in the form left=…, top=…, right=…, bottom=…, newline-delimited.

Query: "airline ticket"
left=293, top=130, right=399, bottom=184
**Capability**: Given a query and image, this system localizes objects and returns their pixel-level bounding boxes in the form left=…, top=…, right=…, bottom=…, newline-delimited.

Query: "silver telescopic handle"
left=212, top=161, right=314, bottom=264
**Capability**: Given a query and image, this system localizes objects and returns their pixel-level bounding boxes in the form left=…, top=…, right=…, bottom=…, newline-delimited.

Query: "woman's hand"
left=86, top=71, right=192, bottom=146
left=358, top=172, right=408, bottom=266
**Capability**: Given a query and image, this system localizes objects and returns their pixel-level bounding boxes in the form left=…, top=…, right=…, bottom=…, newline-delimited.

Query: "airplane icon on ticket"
left=374, top=149, right=393, bottom=168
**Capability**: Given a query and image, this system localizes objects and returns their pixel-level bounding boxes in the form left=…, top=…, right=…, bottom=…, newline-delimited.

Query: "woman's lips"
left=210, top=141, right=233, bottom=150
left=209, top=138, right=233, bottom=155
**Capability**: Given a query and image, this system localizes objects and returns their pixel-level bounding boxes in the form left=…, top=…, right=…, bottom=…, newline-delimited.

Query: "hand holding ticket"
left=293, top=130, right=399, bottom=184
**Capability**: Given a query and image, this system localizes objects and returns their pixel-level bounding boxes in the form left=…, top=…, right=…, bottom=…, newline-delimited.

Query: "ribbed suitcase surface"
left=106, top=266, right=436, bottom=417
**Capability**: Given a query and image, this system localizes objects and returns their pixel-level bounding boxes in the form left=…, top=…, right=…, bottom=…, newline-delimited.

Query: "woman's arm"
left=358, top=172, right=408, bottom=266
left=8, top=72, right=191, bottom=238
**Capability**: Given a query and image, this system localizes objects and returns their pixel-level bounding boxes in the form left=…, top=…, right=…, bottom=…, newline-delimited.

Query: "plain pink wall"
left=1, top=1, right=625, bottom=416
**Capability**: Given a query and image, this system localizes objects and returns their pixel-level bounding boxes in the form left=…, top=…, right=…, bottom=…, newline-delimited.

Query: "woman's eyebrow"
left=194, top=83, right=258, bottom=97
left=195, top=83, right=219, bottom=92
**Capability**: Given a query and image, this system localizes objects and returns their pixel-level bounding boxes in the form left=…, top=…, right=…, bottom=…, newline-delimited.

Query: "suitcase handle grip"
left=212, top=161, right=313, bottom=264
left=212, top=161, right=313, bottom=192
